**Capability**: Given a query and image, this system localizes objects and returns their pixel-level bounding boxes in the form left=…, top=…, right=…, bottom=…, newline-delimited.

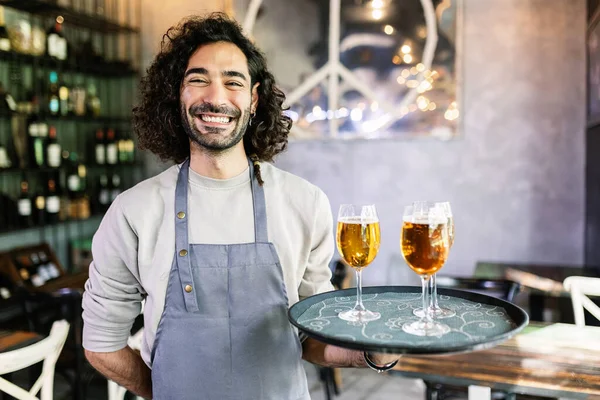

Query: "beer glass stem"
left=431, top=273, right=439, bottom=309
left=421, top=275, right=432, bottom=323
left=354, top=269, right=366, bottom=312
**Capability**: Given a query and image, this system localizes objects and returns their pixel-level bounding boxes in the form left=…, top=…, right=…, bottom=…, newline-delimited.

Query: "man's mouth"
left=199, top=114, right=232, bottom=124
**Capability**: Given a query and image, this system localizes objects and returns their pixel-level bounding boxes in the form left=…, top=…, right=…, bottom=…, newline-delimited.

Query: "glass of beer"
left=336, top=204, right=381, bottom=322
left=401, top=202, right=451, bottom=336
left=414, top=201, right=456, bottom=319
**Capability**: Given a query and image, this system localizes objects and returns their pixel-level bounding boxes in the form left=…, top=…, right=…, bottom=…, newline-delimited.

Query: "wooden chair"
left=563, top=276, right=600, bottom=326
left=0, top=320, right=70, bottom=400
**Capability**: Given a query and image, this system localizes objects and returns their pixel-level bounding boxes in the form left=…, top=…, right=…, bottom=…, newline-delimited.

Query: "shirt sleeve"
left=298, top=188, right=335, bottom=300
left=82, top=195, right=144, bottom=352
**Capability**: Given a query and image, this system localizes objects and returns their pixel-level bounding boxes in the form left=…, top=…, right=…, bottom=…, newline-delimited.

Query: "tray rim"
left=288, top=285, right=529, bottom=355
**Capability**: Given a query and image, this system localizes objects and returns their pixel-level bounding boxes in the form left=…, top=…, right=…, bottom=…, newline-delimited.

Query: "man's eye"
left=189, top=79, right=206, bottom=84
left=227, top=82, right=243, bottom=87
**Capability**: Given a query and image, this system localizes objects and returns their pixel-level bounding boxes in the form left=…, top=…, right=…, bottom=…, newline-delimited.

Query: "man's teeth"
left=200, top=115, right=231, bottom=124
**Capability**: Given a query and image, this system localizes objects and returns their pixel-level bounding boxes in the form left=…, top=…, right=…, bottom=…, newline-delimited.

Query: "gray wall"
left=273, top=0, right=587, bottom=286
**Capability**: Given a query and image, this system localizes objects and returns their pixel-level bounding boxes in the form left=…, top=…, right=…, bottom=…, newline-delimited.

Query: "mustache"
left=189, top=103, right=241, bottom=118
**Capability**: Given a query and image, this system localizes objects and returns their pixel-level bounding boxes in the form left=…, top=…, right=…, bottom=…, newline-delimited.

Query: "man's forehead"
left=186, top=41, right=249, bottom=76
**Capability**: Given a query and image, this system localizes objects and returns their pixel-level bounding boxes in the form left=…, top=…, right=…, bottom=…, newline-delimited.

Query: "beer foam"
left=403, top=215, right=447, bottom=225
left=338, top=216, right=379, bottom=224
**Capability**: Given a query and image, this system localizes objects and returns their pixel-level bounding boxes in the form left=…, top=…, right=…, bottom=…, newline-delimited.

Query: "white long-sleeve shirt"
left=82, top=161, right=335, bottom=367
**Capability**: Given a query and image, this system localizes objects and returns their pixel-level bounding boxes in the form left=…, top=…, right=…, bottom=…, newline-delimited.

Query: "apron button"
left=179, top=249, right=188, bottom=257
left=184, top=284, right=193, bottom=293
left=177, top=211, right=186, bottom=219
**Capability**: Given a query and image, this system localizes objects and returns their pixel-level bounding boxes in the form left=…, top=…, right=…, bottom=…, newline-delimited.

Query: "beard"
left=181, top=102, right=251, bottom=152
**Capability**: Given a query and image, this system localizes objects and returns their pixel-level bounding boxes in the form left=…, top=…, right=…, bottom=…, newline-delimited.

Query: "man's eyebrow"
left=222, top=70, right=248, bottom=82
left=184, top=67, right=208, bottom=77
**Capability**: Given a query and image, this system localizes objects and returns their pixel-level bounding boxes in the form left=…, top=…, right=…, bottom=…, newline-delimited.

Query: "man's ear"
left=251, top=82, right=260, bottom=112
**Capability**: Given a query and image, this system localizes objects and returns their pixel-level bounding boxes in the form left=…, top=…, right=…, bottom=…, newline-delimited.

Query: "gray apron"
left=151, top=159, right=309, bottom=400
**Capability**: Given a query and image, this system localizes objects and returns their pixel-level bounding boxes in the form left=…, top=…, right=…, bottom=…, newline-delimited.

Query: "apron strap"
left=174, top=159, right=200, bottom=312
left=249, top=159, right=268, bottom=243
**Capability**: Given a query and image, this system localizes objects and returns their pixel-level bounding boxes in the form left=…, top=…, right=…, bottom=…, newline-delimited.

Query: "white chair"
left=563, top=276, right=600, bottom=326
left=0, top=320, right=70, bottom=400
left=107, top=327, right=145, bottom=400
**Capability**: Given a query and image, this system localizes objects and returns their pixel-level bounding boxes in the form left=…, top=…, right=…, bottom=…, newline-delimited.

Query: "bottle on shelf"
left=94, top=128, right=105, bottom=165
left=17, top=177, right=32, bottom=228
left=28, top=121, right=48, bottom=168
left=97, top=174, right=110, bottom=212
left=0, top=6, right=11, bottom=52
left=0, top=81, right=17, bottom=113
left=0, top=143, right=10, bottom=169
left=47, top=71, right=60, bottom=116
left=66, top=151, right=90, bottom=220
left=58, top=78, right=71, bottom=117
left=46, top=126, right=61, bottom=168
left=110, top=173, right=121, bottom=203
left=45, top=177, right=60, bottom=224
left=33, top=183, right=46, bottom=226
left=47, top=15, right=68, bottom=61
left=86, top=83, right=101, bottom=117
left=118, top=131, right=135, bottom=164
left=105, top=128, right=118, bottom=165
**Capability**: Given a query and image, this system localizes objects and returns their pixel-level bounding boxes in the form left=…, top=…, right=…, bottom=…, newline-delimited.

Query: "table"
left=392, top=323, right=600, bottom=399
left=0, top=330, right=42, bottom=354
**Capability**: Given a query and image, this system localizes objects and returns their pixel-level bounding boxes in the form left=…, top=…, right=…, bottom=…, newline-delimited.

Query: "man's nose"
left=202, top=83, right=228, bottom=106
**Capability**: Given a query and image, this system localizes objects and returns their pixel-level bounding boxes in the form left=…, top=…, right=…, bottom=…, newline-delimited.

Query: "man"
left=82, top=13, right=399, bottom=400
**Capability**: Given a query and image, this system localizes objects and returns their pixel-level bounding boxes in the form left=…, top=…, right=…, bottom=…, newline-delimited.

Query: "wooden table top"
left=392, top=323, right=600, bottom=398
left=0, top=330, right=43, bottom=353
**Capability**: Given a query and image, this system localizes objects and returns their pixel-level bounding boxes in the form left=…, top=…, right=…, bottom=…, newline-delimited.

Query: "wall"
left=273, top=0, right=587, bottom=286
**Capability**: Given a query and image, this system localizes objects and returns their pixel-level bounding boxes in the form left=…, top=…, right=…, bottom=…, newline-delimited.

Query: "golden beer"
left=336, top=217, right=380, bottom=270
left=401, top=220, right=449, bottom=276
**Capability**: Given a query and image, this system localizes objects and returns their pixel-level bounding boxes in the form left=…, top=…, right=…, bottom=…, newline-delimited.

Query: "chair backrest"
left=436, top=276, right=522, bottom=302
left=563, top=276, right=600, bottom=326
left=0, top=319, right=70, bottom=400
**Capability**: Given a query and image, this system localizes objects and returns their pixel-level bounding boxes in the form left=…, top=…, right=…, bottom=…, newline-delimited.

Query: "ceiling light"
left=384, top=25, right=394, bottom=35
left=372, top=9, right=383, bottom=19
left=371, top=0, right=384, bottom=9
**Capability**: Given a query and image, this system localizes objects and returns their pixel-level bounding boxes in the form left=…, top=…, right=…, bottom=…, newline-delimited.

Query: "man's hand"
left=367, top=352, right=401, bottom=367
left=302, top=338, right=401, bottom=369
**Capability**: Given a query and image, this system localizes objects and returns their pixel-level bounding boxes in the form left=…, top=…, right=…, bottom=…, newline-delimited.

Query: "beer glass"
left=336, top=204, right=381, bottom=322
left=414, top=202, right=456, bottom=319
left=401, top=202, right=451, bottom=336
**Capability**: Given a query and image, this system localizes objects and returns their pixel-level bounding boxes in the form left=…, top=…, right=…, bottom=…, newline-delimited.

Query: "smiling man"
left=81, top=13, right=399, bottom=400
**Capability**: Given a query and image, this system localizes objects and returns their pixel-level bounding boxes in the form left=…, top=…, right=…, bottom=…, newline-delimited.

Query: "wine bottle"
left=110, top=173, right=121, bottom=203
left=47, top=71, right=60, bottom=116
left=86, top=83, right=101, bottom=117
left=34, top=184, right=46, bottom=226
left=105, top=128, right=118, bottom=165
left=0, top=6, right=11, bottom=52
left=97, top=174, right=110, bottom=212
left=46, top=126, right=61, bottom=168
left=17, top=177, right=32, bottom=228
left=58, top=78, right=70, bottom=117
left=46, top=178, right=60, bottom=224
left=94, top=128, right=105, bottom=165
left=47, top=16, right=68, bottom=61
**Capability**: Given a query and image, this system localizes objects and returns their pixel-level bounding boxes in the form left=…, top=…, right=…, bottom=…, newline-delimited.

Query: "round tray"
left=288, top=286, right=529, bottom=355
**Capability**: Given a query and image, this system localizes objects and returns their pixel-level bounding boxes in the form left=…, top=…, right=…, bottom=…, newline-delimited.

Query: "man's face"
left=180, top=41, right=259, bottom=152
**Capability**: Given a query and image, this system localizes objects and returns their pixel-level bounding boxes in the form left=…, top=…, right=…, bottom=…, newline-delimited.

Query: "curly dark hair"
left=132, top=13, right=292, bottom=177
